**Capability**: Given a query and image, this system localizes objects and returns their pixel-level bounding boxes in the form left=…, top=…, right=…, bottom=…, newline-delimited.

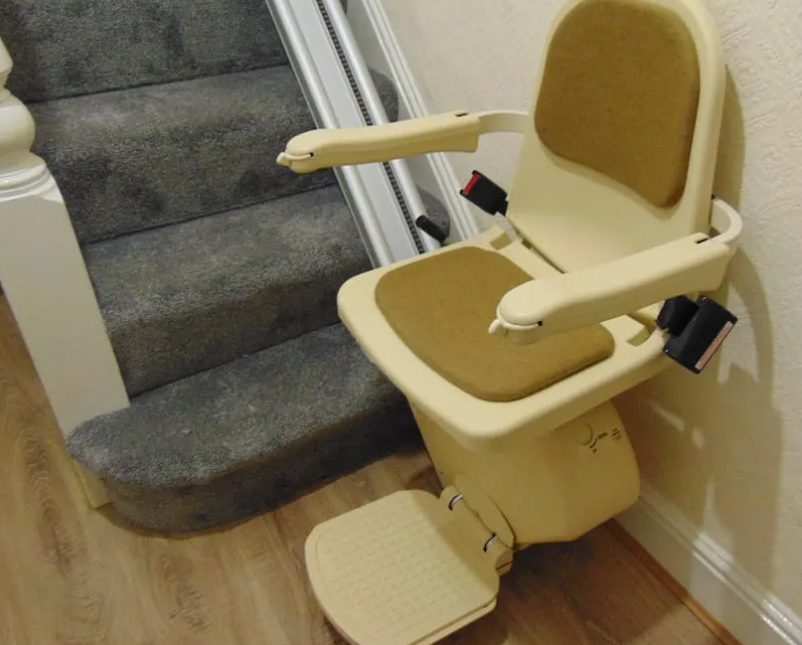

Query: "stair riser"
left=95, top=401, right=416, bottom=532
left=1, top=0, right=286, bottom=103
left=56, top=153, right=335, bottom=246
left=85, top=185, right=370, bottom=396
left=109, top=267, right=366, bottom=396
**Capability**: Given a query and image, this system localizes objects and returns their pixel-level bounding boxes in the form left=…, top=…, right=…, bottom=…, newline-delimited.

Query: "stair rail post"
left=0, top=37, right=129, bottom=506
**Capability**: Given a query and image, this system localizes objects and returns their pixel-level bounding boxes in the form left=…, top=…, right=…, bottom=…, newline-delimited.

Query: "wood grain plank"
left=0, top=298, right=730, bottom=645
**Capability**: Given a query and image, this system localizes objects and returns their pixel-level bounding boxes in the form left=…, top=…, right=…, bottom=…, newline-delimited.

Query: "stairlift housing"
left=279, top=0, right=741, bottom=642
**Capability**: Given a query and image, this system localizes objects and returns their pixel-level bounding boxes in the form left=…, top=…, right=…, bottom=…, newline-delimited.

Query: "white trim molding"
left=618, top=484, right=802, bottom=645
left=0, top=37, right=128, bottom=505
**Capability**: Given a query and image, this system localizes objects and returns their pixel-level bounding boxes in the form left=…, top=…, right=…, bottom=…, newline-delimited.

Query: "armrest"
left=489, top=234, right=734, bottom=344
left=276, top=110, right=528, bottom=173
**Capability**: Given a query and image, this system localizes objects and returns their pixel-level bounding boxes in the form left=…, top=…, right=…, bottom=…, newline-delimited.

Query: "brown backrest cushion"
left=375, top=248, right=614, bottom=402
left=535, top=0, right=700, bottom=207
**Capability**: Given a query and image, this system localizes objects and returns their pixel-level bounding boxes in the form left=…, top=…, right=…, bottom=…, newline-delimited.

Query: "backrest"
left=507, top=0, right=725, bottom=271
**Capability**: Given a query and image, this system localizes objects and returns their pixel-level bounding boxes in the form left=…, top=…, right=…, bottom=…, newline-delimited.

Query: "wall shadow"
left=617, top=69, right=785, bottom=642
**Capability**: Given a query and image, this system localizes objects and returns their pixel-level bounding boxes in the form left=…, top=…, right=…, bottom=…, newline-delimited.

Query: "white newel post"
left=0, top=38, right=129, bottom=506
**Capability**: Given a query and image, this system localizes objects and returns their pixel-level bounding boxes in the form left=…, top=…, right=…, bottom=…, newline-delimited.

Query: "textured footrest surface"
left=305, top=490, right=500, bottom=645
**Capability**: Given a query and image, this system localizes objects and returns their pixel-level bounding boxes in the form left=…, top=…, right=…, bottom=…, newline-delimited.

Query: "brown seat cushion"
left=375, top=247, right=615, bottom=402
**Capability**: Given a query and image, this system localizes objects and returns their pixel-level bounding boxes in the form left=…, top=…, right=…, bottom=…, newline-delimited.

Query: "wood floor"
left=0, top=298, right=725, bottom=645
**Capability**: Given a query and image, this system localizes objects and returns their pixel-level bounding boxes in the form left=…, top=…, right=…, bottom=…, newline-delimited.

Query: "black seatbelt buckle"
left=459, top=170, right=508, bottom=216
left=657, top=296, right=737, bottom=373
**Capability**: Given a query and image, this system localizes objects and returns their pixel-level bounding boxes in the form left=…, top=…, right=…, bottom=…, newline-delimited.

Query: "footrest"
left=305, top=490, right=501, bottom=645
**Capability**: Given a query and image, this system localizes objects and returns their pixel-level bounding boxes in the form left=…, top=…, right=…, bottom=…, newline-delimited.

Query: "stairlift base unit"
left=305, top=402, right=637, bottom=645
left=414, top=401, right=639, bottom=546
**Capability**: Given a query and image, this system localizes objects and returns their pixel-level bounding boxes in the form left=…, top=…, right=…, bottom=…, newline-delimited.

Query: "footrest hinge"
left=442, top=486, right=513, bottom=575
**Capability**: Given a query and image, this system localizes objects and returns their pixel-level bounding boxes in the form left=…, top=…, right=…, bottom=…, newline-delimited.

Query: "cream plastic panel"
left=491, top=232, right=732, bottom=344
left=277, top=110, right=529, bottom=174
left=306, top=490, right=503, bottom=645
left=489, top=197, right=740, bottom=342
left=337, top=227, right=669, bottom=453
left=278, top=111, right=480, bottom=173
left=415, top=402, right=640, bottom=546
left=506, top=0, right=726, bottom=271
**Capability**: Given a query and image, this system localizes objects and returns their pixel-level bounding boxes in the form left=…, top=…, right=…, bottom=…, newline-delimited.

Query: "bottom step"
left=67, top=324, right=417, bottom=532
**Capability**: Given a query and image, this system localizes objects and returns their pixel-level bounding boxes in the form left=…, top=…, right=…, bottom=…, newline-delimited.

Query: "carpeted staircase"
left=2, top=0, right=446, bottom=531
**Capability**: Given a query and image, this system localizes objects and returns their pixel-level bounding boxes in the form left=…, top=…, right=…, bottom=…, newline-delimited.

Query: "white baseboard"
left=346, top=0, right=483, bottom=242
left=618, top=484, right=802, bottom=645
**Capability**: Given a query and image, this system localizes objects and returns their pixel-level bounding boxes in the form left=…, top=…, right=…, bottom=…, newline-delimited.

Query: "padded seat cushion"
left=375, top=247, right=615, bottom=402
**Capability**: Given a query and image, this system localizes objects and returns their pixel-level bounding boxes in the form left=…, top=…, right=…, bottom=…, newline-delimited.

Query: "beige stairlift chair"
left=278, top=0, right=741, bottom=643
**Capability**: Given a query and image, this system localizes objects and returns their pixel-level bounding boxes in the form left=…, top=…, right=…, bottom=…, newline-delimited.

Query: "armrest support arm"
left=490, top=234, right=734, bottom=344
left=277, top=110, right=528, bottom=173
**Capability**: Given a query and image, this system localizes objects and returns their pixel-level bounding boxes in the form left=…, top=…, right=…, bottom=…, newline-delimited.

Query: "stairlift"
left=278, top=0, right=741, bottom=643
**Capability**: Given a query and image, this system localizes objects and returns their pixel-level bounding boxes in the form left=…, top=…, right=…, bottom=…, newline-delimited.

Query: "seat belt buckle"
left=460, top=170, right=508, bottom=216
left=657, top=296, right=737, bottom=373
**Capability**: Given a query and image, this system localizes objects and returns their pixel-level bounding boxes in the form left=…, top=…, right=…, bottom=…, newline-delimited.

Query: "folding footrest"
left=305, top=489, right=506, bottom=645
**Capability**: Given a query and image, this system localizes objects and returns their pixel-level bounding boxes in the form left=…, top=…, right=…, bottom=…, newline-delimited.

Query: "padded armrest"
left=490, top=233, right=734, bottom=344
left=276, top=110, right=528, bottom=173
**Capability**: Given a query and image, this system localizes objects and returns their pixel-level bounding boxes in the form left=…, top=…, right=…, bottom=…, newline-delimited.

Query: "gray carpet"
left=8, top=0, right=453, bottom=532
left=85, top=186, right=370, bottom=396
left=31, top=67, right=398, bottom=244
left=68, top=324, right=417, bottom=531
left=1, top=0, right=286, bottom=102
left=86, top=185, right=450, bottom=396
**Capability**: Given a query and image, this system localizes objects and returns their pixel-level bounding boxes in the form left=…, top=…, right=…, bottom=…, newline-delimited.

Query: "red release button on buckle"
left=459, top=170, right=509, bottom=215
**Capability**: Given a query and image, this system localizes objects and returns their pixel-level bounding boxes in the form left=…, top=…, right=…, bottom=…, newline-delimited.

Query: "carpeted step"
left=67, top=323, right=418, bottom=532
left=31, top=66, right=330, bottom=245
left=85, top=185, right=370, bottom=396
left=85, top=184, right=451, bottom=397
left=30, top=65, right=399, bottom=245
left=1, top=0, right=285, bottom=103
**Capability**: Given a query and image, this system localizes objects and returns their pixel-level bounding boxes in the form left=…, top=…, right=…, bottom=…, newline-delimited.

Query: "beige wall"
left=380, top=0, right=802, bottom=618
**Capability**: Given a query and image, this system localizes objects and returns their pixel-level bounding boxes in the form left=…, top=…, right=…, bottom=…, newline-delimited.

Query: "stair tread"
left=30, top=66, right=342, bottom=244
left=68, top=324, right=412, bottom=490
left=1, top=0, right=286, bottom=102
left=84, top=185, right=369, bottom=395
